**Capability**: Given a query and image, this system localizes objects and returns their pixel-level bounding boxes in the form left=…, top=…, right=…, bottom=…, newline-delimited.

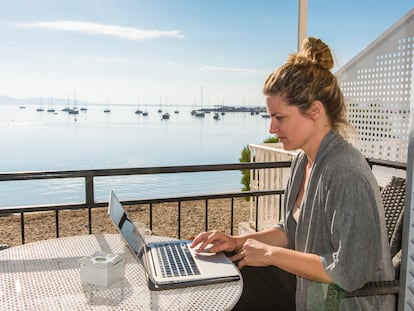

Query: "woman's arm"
left=269, top=247, right=332, bottom=283
left=236, top=227, right=289, bottom=249
left=239, top=239, right=333, bottom=284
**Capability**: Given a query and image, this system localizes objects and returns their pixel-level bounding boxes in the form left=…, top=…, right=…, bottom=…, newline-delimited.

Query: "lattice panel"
left=336, top=10, right=414, bottom=162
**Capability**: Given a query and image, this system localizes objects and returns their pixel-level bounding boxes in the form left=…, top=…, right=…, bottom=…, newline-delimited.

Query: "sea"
left=0, top=104, right=271, bottom=208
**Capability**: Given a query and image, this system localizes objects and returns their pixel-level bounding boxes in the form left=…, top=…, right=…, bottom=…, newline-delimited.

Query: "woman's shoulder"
left=317, top=139, right=376, bottom=185
left=321, top=135, right=367, bottom=169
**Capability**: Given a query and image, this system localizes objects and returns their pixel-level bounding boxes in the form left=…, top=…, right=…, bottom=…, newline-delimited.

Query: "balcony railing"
left=0, top=162, right=291, bottom=245
left=0, top=159, right=406, bottom=246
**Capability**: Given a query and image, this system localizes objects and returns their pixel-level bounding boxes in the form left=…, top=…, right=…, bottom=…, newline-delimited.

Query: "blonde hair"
left=263, top=37, right=351, bottom=137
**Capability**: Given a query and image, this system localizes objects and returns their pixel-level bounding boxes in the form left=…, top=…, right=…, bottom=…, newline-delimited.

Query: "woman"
left=190, top=37, right=395, bottom=310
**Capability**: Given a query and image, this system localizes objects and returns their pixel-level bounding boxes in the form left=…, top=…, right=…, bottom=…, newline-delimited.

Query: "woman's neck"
left=303, top=125, right=331, bottom=165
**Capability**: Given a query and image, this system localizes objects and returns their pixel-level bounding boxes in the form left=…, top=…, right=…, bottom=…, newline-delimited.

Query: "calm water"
left=0, top=104, right=271, bottom=208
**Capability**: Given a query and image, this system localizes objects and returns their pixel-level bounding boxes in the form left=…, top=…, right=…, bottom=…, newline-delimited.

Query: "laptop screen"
left=108, top=191, right=146, bottom=261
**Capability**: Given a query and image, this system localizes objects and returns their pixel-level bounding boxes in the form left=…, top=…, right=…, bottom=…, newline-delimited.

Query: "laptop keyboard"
left=155, top=242, right=201, bottom=278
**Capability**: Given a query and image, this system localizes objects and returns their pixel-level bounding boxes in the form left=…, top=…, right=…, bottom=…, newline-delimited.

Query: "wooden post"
left=298, top=0, right=308, bottom=51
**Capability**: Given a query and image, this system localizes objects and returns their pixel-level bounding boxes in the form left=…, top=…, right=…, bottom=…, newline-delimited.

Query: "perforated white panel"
left=336, top=9, right=414, bottom=163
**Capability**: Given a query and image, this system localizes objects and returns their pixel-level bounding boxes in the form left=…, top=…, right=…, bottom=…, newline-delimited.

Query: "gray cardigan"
left=275, top=130, right=395, bottom=310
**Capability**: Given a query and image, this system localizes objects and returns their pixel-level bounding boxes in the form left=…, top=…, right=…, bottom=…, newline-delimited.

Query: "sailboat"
left=36, top=97, right=44, bottom=111
left=157, top=97, right=163, bottom=113
left=135, top=98, right=143, bottom=114
left=194, top=85, right=205, bottom=118
left=161, top=98, right=170, bottom=120
left=68, top=96, right=79, bottom=114
left=142, top=104, right=149, bottom=116
left=47, top=98, right=55, bottom=113
left=68, top=91, right=80, bottom=114
left=143, top=103, right=149, bottom=116
left=80, top=100, right=88, bottom=112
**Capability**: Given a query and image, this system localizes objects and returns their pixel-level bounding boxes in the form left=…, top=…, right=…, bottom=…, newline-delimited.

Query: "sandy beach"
left=0, top=198, right=251, bottom=247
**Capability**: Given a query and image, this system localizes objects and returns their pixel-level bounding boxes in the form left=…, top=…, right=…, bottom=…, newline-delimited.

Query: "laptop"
left=108, top=190, right=240, bottom=290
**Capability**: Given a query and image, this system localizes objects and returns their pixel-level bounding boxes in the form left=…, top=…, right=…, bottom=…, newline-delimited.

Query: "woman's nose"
left=269, top=119, right=278, bottom=134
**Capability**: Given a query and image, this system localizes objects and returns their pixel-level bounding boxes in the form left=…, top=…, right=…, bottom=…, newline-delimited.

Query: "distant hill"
left=0, top=95, right=32, bottom=105
left=0, top=95, right=92, bottom=106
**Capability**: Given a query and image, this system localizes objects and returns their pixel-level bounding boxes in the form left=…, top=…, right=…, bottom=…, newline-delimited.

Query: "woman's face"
left=266, top=94, right=316, bottom=151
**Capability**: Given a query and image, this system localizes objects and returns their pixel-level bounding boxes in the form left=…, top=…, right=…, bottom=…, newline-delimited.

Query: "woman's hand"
left=237, top=238, right=275, bottom=269
left=190, top=230, right=239, bottom=254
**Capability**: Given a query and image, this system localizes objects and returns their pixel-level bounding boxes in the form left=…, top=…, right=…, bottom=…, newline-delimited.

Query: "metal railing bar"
left=178, top=201, right=181, bottom=239
left=85, top=176, right=94, bottom=206
left=230, top=197, right=235, bottom=235
left=0, top=162, right=292, bottom=181
left=367, top=158, right=406, bottom=170
left=20, top=212, right=25, bottom=244
left=255, top=196, right=259, bottom=232
left=0, top=203, right=93, bottom=215
left=204, top=199, right=209, bottom=232
left=0, top=159, right=402, bottom=183
left=149, top=203, right=153, bottom=232
left=55, top=210, right=59, bottom=238
left=88, top=207, right=92, bottom=234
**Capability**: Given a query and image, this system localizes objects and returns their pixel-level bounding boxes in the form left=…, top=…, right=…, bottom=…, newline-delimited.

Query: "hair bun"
left=299, top=37, right=334, bottom=70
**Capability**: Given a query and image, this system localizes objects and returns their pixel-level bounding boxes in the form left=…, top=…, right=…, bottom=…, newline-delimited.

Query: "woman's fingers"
left=190, top=230, right=224, bottom=252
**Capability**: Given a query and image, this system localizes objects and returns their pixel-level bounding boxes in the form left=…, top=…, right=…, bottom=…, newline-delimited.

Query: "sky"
left=0, top=0, right=412, bottom=107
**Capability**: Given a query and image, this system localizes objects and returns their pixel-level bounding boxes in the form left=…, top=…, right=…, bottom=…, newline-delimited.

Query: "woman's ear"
left=309, top=100, right=324, bottom=120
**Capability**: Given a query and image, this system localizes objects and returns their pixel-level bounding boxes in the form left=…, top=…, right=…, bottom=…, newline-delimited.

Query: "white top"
left=0, top=234, right=242, bottom=310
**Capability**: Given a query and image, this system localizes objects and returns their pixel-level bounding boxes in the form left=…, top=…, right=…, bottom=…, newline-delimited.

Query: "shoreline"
left=0, top=198, right=251, bottom=247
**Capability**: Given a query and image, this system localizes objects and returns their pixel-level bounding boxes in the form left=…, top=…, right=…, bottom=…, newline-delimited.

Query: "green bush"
left=239, top=136, right=279, bottom=191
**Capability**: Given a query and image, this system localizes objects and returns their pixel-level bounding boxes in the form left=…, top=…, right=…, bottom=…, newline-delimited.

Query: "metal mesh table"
left=0, top=234, right=242, bottom=310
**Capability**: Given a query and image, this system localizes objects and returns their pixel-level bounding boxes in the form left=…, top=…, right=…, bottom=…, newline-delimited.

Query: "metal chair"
left=325, top=176, right=406, bottom=311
